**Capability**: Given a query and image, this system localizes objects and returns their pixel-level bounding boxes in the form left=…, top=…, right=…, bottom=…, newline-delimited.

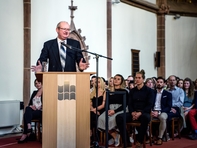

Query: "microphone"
left=61, top=42, right=72, bottom=49
left=61, top=42, right=84, bottom=52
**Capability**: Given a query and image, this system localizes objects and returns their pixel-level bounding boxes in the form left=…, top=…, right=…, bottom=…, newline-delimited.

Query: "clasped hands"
left=131, top=111, right=142, bottom=120
left=30, top=105, right=42, bottom=110
left=108, top=110, right=115, bottom=116
left=151, top=111, right=159, bottom=117
left=91, top=108, right=100, bottom=115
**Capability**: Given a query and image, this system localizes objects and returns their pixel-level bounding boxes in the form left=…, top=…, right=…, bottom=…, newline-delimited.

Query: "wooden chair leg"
left=133, top=127, right=136, bottom=145
left=34, top=122, right=37, bottom=140
left=149, top=123, right=152, bottom=146
left=143, top=134, right=146, bottom=148
left=37, top=121, right=41, bottom=142
left=172, top=119, right=175, bottom=140
left=178, top=120, right=181, bottom=139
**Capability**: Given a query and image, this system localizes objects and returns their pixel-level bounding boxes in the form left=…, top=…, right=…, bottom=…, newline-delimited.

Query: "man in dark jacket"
left=151, top=77, right=172, bottom=145
left=31, top=21, right=89, bottom=72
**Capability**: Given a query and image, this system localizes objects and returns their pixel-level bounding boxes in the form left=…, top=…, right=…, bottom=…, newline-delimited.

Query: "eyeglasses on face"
left=58, top=27, right=71, bottom=31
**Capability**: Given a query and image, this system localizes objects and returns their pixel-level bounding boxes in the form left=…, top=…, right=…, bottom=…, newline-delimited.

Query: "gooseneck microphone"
left=60, top=42, right=72, bottom=49
left=60, top=42, right=85, bottom=52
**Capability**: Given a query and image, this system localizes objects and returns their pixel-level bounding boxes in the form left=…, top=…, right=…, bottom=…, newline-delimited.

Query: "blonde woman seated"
left=97, top=74, right=128, bottom=147
left=90, top=77, right=106, bottom=139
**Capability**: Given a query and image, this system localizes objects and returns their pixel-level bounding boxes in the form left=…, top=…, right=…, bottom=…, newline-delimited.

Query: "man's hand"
left=183, top=107, right=189, bottom=111
left=79, top=58, right=89, bottom=71
left=30, top=105, right=37, bottom=110
left=170, top=108, right=176, bottom=114
left=151, top=111, right=159, bottom=117
left=31, top=61, right=42, bottom=72
left=132, top=111, right=142, bottom=120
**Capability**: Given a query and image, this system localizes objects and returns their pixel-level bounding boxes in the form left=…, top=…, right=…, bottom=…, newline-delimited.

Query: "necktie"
left=60, top=42, right=66, bottom=71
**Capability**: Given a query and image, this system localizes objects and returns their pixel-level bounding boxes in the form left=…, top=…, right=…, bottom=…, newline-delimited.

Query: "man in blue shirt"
left=167, top=75, right=184, bottom=138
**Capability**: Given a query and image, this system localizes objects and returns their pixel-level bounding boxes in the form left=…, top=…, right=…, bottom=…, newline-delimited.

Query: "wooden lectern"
left=36, top=72, right=95, bottom=148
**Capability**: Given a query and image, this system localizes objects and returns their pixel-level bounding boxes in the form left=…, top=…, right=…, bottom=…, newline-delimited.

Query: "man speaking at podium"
left=31, top=21, right=89, bottom=72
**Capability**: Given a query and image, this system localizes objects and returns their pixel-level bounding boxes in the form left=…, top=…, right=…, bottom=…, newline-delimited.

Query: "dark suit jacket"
left=38, top=38, right=84, bottom=72
left=152, top=89, right=172, bottom=113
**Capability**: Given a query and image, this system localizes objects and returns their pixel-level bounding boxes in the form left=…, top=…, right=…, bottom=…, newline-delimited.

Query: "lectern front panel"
left=57, top=75, right=76, bottom=148
left=40, top=72, right=93, bottom=148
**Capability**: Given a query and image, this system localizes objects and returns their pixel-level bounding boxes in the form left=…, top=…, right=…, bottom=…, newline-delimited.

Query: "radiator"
left=0, top=100, right=20, bottom=127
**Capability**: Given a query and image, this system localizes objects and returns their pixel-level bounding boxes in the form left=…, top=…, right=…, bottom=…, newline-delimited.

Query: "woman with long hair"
left=97, top=74, right=128, bottom=147
left=18, top=79, right=42, bottom=144
left=90, top=77, right=106, bottom=143
left=182, top=77, right=195, bottom=117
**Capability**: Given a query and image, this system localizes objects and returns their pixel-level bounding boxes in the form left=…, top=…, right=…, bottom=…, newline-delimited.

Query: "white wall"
left=112, top=2, right=157, bottom=79
left=166, top=15, right=197, bottom=80
left=0, top=0, right=23, bottom=101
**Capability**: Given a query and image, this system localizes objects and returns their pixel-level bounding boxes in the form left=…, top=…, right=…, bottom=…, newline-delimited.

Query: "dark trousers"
left=167, top=107, right=180, bottom=135
left=116, top=112, right=150, bottom=144
left=23, top=106, right=42, bottom=134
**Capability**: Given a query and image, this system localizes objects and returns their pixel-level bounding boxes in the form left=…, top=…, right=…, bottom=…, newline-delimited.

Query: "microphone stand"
left=61, top=43, right=113, bottom=148
left=89, top=52, right=112, bottom=148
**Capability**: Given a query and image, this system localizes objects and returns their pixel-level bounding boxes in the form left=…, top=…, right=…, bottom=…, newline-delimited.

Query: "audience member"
left=125, top=75, right=134, bottom=89
left=18, top=79, right=42, bottom=144
left=183, top=78, right=195, bottom=117
left=167, top=75, right=184, bottom=138
left=97, top=74, right=128, bottom=147
left=177, top=79, right=184, bottom=89
left=116, top=69, right=154, bottom=148
left=151, top=77, right=172, bottom=145
left=90, top=75, right=97, bottom=92
left=128, top=80, right=135, bottom=90
left=90, top=77, right=106, bottom=142
left=145, top=78, right=154, bottom=89
left=107, top=77, right=114, bottom=91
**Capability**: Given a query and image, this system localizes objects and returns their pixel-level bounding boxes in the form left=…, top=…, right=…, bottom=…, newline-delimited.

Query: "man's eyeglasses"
left=58, top=27, right=71, bottom=31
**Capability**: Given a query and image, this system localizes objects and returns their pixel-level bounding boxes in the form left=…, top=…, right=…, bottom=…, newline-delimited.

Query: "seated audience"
left=116, top=69, right=154, bottom=148
left=97, top=74, right=128, bottom=147
left=18, top=79, right=42, bottom=144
